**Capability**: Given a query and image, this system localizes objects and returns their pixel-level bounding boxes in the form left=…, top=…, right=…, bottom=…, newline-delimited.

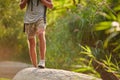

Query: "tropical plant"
left=79, top=45, right=120, bottom=79
left=93, top=1, right=120, bottom=78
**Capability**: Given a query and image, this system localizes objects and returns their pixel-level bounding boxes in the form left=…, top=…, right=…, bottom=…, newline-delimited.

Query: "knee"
left=38, top=30, right=45, bottom=38
left=28, top=38, right=36, bottom=48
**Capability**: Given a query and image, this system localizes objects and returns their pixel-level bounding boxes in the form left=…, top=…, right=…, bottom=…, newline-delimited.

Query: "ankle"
left=38, top=60, right=45, bottom=66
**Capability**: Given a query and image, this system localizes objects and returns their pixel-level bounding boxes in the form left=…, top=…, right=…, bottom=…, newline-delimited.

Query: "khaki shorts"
left=25, top=19, right=46, bottom=38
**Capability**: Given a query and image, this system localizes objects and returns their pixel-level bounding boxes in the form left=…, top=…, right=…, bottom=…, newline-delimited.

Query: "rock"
left=13, top=67, right=101, bottom=80
left=0, top=61, right=30, bottom=79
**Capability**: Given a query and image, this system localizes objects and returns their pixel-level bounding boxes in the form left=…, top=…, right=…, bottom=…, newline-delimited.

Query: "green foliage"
left=78, top=45, right=120, bottom=78
left=46, top=0, right=99, bottom=69
left=73, top=46, right=98, bottom=75
left=94, top=3, right=120, bottom=51
left=0, top=0, right=29, bottom=62
left=0, top=78, right=10, bottom=80
left=46, top=13, right=79, bottom=69
left=0, top=0, right=120, bottom=78
left=93, top=1, right=120, bottom=78
left=46, top=1, right=108, bottom=77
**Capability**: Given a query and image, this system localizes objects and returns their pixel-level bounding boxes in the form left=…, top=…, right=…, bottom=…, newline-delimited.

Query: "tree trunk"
left=92, top=59, right=119, bottom=80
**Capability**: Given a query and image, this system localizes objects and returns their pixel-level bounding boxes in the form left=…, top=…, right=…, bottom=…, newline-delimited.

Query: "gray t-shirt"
left=24, top=0, right=45, bottom=23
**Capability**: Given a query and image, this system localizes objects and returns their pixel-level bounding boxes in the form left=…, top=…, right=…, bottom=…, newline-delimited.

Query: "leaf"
left=109, top=12, right=117, bottom=21
left=98, top=12, right=112, bottom=20
left=104, top=32, right=119, bottom=48
left=114, top=5, right=120, bottom=12
left=94, top=21, right=112, bottom=31
left=74, top=66, right=92, bottom=73
left=113, top=44, right=120, bottom=52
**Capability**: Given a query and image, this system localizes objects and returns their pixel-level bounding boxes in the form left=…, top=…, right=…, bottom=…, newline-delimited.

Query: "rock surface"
left=0, top=61, right=30, bottom=79
left=13, top=67, right=101, bottom=80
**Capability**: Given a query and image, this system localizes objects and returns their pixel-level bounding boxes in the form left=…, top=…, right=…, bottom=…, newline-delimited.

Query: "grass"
left=0, top=78, right=10, bottom=80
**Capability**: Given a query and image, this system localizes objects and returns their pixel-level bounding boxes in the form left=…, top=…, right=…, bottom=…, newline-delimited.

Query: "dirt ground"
left=0, top=61, right=30, bottom=79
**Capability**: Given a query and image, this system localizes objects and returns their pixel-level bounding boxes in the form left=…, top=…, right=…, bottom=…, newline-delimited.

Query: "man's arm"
left=41, top=0, right=53, bottom=9
left=19, top=0, right=28, bottom=10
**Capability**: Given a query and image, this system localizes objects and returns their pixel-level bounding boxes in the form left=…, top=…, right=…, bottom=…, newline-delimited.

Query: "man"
left=20, top=0, right=53, bottom=68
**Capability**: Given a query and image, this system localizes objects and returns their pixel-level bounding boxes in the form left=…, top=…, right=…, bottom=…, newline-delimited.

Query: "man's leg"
left=37, top=29, right=46, bottom=68
left=28, top=37, right=37, bottom=67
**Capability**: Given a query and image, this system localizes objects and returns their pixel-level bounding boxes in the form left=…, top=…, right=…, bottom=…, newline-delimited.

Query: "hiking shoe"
left=38, top=65, right=45, bottom=68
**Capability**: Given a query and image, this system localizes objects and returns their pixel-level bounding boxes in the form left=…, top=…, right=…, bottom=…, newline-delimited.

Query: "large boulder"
left=13, top=67, right=101, bottom=80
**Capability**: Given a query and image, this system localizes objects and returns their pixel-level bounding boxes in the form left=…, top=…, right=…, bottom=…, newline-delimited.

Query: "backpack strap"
left=27, top=0, right=33, bottom=11
left=30, top=0, right=33, bottom=11
left=44, top=6, right=47, bottom=23
left=37, top=0, right=39, bottom=6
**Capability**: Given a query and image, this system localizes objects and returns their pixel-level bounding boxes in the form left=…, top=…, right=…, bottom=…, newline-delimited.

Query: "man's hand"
left=41, top=0, right=53, bottom=9
left=46, top=3, right=53, bottom=9
left=19, top=0, right=28, bottom=10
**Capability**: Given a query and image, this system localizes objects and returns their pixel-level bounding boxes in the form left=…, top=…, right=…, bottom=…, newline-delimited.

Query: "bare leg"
left=28, top=37, right=37, bottom=67
left=38, top=30, right=46, bottom=60
left=37, top=29, right=46, bottom=67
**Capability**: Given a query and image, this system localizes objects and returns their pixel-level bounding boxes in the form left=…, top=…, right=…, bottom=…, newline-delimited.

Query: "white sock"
left=38, top=60, right=45, bottom=67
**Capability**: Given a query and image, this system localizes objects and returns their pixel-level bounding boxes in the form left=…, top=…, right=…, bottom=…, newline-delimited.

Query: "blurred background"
left=0, top=0, right=120, bottom=80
